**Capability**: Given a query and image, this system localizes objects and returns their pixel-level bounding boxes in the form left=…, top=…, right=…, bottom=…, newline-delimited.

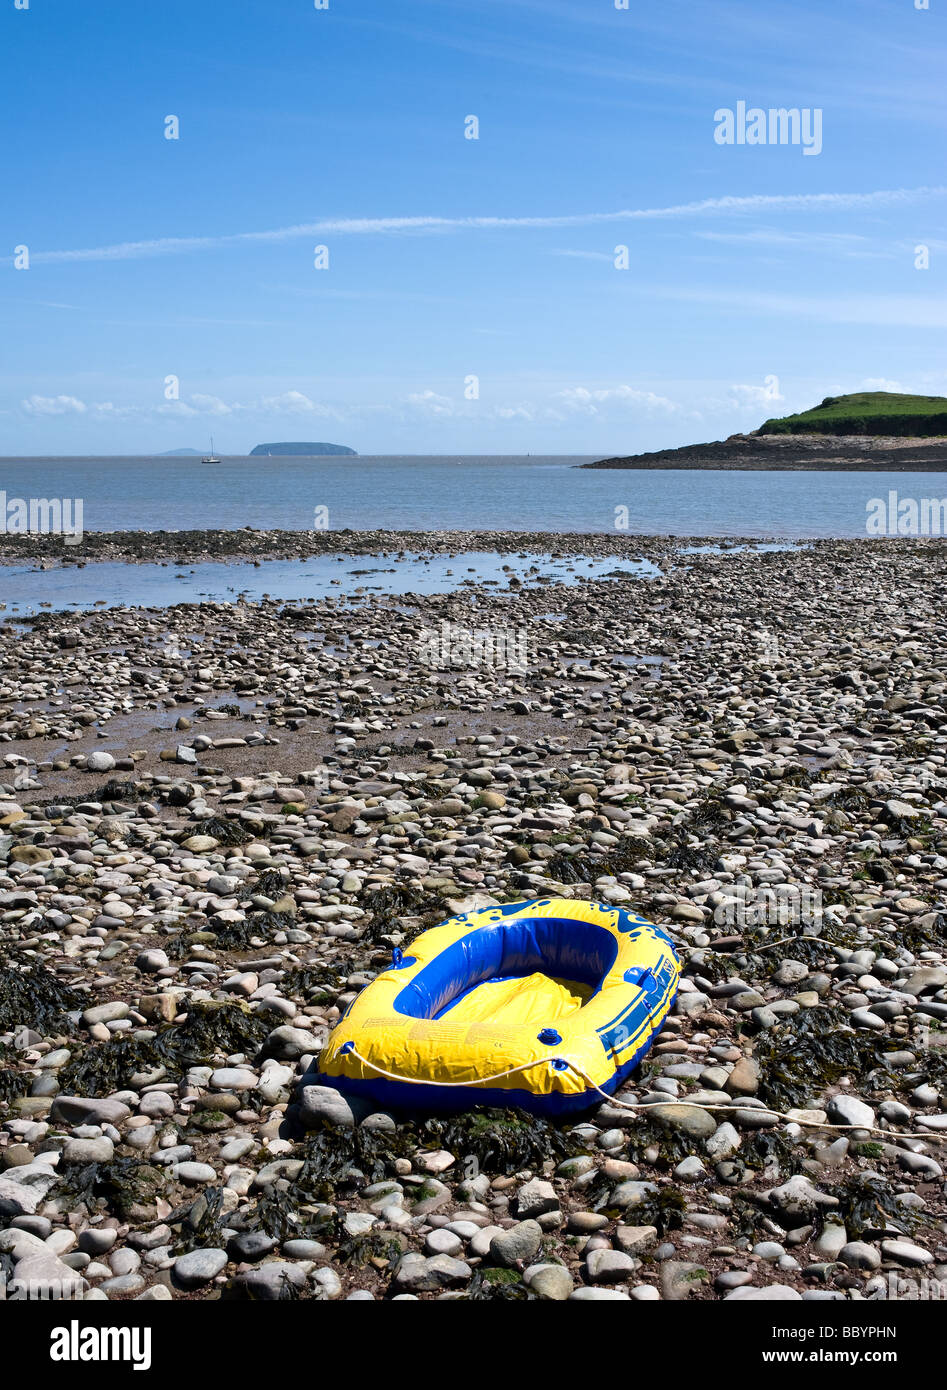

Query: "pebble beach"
left=1, top=530, right=946, bottom=1303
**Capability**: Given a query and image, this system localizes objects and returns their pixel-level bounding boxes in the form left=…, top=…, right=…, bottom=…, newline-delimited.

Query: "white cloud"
left=21, top=394, right=88, bottom=416
left=553, top=385, right=681, bottom=416
left=258, top=390, right=335, bottom=416
left=20, top=390, right=340, bottom=422
left=550, top=249, right=616, bottom=262
left=406, top=391, right=454, bottom=416
left=652, top=285, right=947, bottom=329
left=861, top=377, right=903, bottom=392
left=29, top=186, right=947, bottom=266
left=189, top=393, right=233, bottom=416
left=729, top=382, right=784, bottom=407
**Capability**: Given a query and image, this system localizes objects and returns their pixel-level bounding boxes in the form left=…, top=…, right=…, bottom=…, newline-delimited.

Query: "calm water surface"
left=1, top=455, right=939, bottom=538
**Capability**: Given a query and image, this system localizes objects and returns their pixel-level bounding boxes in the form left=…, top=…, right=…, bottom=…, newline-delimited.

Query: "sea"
left=0, top=454, right=940, bottom=537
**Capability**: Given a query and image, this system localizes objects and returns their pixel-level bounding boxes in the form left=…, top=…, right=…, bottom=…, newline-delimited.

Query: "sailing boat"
left=201, top=436, right=220, bottom=464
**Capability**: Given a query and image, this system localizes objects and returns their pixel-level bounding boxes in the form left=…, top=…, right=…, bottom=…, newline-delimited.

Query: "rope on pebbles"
left=341, top=1044, right=947, bottom=1144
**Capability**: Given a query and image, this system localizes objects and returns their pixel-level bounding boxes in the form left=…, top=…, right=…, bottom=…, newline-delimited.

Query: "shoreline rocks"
left=0, top=533, right=945, bottom=1300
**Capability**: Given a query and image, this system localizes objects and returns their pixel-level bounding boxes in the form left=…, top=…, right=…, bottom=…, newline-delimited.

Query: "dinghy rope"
left=337, top=1043, right=947, bottom=1143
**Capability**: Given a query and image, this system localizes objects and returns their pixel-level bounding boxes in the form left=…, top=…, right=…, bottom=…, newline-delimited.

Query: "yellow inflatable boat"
left=316, top=897, right=681, bottom=1115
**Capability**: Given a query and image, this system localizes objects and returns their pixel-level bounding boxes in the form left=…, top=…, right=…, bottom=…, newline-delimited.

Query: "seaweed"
left=169, top=1185, right=230, bottom=1253
left=358, top=884, right=446, bottom=944
left=819, top=785, right=871, bottom=813
left=245, top=869, right=289, bottom=901
left=421, top=1107, right=585, bottom=1176
left=281, top=962, right=344, bottom=1004
left=335, top=1230, right=406, bottom=1269
left=465, top=1268, right=536, bottom=1300
left=892, top=911, right=945, bottom=954
left=822, top=1173, right=922, bottom=1241
left=58, top=1001, right=271, bottom=1095
left=239, top=1186, right=338, bottom=1245
left=235, top=1129, right=419, bottom=1242
left=350, top=742, right=423, bottom=759
left=0, top=953, right=85, bottom=1034
left=739, top=1128, right=804, bottom=1175
left=662, top=835, right=721, bottom=875
left=36, top=779, right=142, bottom=814
left=0, top=1041, right=27, bottom=1106
left=546, top=836, right=650, bottom=886
left=53, top=1159, right=165, bottom=1219
left=287, top=1122, right=416, bottom=1196
left=163, top=931, right=204, bottom=961
left=901, top=1034, right=947, bottom=1095
left=688, top=792, right=733, bottom=829
left=91, top=779, right=142, bottom=806
left=156, top=1000, right=271, bottom=1065
left=618, top=1114, right=697, bottom=1168
left=210, top=910, right=295, bottom=951
left=56, top=1035, right=161, bottom=1097
left=726, top=1193, right=775, bottom=1242
left=694, top=914, right=862, bottom=984
left=186, top=817, right=253, bottom=847
left=585, top=1177, right=687, bottom=1234
left=754, top=1009, right=899, bottom=1111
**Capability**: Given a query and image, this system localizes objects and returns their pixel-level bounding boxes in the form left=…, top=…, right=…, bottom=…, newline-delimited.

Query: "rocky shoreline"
left=584, top=432, right=947, bottom=471
left=1, top=534, right=946, bottom=1303
left=0, top=528, right=707, bottom=568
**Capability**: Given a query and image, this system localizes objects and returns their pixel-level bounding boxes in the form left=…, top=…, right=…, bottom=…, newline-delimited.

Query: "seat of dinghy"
left=391, top=912, right=617, bottom=1022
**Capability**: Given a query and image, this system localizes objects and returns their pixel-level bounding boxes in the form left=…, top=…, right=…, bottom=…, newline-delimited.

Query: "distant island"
left=583, top=392, right=947, bottom=471
left=249, top=442, right=357, bottom=457
left=159, top=448, right=202, bottom=457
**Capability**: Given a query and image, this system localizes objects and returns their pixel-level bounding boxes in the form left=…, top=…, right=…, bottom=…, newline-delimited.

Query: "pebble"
left=173, top=1248, right=228, bottom=1287
left=0, top=532, right=944, bottom=1305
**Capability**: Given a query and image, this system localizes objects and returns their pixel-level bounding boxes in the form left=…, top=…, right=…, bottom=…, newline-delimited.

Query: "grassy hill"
left=759, top=391, right=947, bottom=437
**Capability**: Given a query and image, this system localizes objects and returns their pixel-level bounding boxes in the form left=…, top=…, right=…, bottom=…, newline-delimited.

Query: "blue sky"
left=1, top=0, right=945, bottom=455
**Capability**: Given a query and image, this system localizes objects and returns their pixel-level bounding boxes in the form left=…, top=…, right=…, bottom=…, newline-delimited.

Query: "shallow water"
left=0, top=551, right=661, bottom=619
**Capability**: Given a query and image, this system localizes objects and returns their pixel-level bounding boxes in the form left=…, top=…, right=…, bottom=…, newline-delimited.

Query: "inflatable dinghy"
left=317, top=897, right=680, bottom=1115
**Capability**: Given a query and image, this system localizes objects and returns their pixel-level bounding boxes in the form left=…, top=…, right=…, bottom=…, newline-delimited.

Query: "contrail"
left=25, top=186, right=947, bottom=266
